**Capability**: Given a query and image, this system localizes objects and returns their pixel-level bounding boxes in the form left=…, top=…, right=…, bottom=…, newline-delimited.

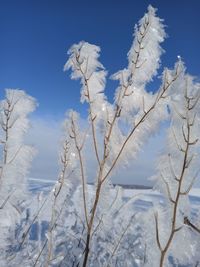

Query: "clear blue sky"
left=0, top=0, right=200, bottom=118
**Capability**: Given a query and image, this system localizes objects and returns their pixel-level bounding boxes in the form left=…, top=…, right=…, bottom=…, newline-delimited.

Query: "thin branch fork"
left=74, top=55, right=101, bottom=167
left=102, top=72, right=180, bottom=184
left=171, top=126, right=185, bottom=153
left=185, top=154, right=194, bottom=169
left=168, top=154, right=179, bottom=182
left=180, top=170, right=198, bottom=195
left=182, top=124, right=188, bottom=143
left=160, top=173, right=175, bottom=204
left=188, top=93, right=200, bottom=110
left=172, top=103, right=187, bottom=120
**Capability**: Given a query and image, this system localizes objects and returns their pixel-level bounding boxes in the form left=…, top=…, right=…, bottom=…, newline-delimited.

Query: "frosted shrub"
left=1, top=5, right=200, bottom=267
left=0, top=89, right=36, bottom=264
left=147, top=74, right=200, bottom=267
left=55, top=5, right=183, bottom=267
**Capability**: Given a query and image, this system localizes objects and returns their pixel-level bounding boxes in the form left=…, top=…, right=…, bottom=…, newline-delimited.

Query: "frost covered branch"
left=64, top=5, right=184, bottom=267
left=151, top=75, right=200, bottom=267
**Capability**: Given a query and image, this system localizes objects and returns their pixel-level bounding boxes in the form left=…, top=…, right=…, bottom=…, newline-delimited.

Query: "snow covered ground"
left=22, top=178, right=200, bottom=266
left=28, top=178, right=200, bottom=212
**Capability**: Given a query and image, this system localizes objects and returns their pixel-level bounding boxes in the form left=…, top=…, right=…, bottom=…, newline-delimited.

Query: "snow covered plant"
left=0, top=89, right=36, bottom=264
left=2, top=5, right=199, bottom=267
left=61, top=5, right=183, bottom=267
left=143, top=73, right=200, bottom=267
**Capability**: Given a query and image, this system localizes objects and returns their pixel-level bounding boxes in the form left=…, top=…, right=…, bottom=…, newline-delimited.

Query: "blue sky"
left=1, top=0, right=200, bottom=185
left=0, top=0, right=200, bottom=118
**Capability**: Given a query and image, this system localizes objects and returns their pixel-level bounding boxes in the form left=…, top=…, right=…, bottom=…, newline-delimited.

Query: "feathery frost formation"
left=0, top=89, right=36, bottom=264
left=65, top=6, right=174, bottom=172
left=1, top=5, right=200, bottom=267
left=147, top=72, right=200, bottom=267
